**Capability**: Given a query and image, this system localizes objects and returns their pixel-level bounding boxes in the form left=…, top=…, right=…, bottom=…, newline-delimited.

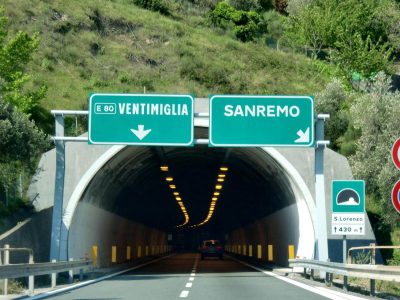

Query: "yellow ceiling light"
left=169, top=184, right=176, bottom=189
left=212, top=197, right=218, bottom=201
left=166, top=177, right=174, bottom=182
left=176, top=197, right=182, bottom=201
left=160, top=166, right=169, bottom=172
left=218, top=174, right=226, bottom=178
left=217, top=178, right=224, bottom=182
left=220, top=167, right=228, bottom=172
left=173, top=192, right=179, bottom=196
left=214, top=192, right=220, bottom=196
left=216, top=185, right=222, bottom=190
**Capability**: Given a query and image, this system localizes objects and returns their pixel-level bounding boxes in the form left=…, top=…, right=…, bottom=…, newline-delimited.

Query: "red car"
left=200, top=240, right=224, bottom=260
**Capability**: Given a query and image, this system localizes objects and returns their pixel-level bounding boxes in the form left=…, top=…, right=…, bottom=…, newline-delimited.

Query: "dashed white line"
left=189, top=277, right=195, bottom=281
left=180, top=290, right=189, bottom=298
left=186, top=282, right=193, bottom=288
left=190, top=273, right=196, bottom=276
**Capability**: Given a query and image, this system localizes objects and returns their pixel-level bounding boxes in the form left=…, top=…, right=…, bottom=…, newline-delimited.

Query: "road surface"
left=45, top=253, right=358, bottom=300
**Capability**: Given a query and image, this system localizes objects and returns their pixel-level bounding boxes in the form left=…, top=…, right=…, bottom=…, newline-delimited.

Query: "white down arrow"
left=131, top=125, right=151, bottom=140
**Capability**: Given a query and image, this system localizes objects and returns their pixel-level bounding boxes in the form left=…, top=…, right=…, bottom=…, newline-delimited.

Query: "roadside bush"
left=209, top=2, right=264, bottom=42
left=132, top=0, right=171, bottom=15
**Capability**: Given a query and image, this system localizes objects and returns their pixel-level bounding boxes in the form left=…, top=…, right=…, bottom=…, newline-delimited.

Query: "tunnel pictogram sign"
left=209, top=95, right=314, bottom=147
left=331, top=180, right=365, bottom=235
left=88, top=93, right=194, bottom=146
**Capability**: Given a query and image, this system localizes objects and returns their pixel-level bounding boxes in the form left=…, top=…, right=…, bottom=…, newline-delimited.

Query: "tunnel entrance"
left=63, top=127, right=315, bottom=266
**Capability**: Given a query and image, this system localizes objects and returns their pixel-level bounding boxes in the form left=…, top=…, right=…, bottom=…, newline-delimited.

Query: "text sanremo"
left=224, top=105, right=300, bottom=118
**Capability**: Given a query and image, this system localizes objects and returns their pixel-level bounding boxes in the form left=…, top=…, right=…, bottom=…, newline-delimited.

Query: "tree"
left=284, top=0, right=398, bottom=78
left=315, top=79, right=350, bottom=152
left=0, top=97, right=48, bottom=202
left=0, top=7, right=46, bottom=115
left=209, top=2, right=265, bottom=42
left=350, top=72, right=400, bottom=227
left=0, top=7, right=49, bottom=206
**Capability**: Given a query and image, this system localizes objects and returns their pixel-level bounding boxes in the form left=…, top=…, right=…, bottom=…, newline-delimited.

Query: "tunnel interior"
left=68, top=128, right=314, bottom=266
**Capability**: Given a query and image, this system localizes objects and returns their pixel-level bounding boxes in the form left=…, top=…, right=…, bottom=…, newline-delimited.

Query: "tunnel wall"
left=227, top=203, right=312, bottom=266
left=69, top=202, right=167, bottom=267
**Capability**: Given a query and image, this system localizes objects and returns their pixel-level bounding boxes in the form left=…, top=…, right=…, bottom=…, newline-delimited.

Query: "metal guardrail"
left=0, top=259, right=92, bottom=279
left=348, top=245, right=400, bottom=263
left=0, top=258, right=92, bottom=296
left=289, top=259, right=400, bottom=295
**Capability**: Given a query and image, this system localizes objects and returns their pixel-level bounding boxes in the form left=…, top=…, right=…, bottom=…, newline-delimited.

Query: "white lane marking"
left=230, top=256, right=368, bottom=300
left=178, top=253, right=199, bottom=297
left=180, top=290, right=190, bottom=298
left=27, top=254, right=176, bottom=300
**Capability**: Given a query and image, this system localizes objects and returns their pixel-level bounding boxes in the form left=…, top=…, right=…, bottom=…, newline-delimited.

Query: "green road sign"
left=209, top=95, right=314, bottom=147
left=88, top=93, right=194, bottom=146
left=332, top=180, right=365, bottom=213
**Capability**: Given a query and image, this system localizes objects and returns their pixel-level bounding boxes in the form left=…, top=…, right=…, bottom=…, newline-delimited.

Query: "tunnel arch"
left=61, top=122, right=316, bottom=265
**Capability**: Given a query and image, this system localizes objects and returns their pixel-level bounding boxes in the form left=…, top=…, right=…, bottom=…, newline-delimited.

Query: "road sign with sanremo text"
left=209, top=95, right=314, bottom=147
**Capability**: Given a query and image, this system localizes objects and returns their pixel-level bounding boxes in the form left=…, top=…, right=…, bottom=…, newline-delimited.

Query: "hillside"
left=1, top=0, right=330, bottom=110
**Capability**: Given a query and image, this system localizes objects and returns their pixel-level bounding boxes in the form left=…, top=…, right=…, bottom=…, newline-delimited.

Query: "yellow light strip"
left=160, top=166, right=190, bottom=228
left=189, top=166, right=228, bottom=228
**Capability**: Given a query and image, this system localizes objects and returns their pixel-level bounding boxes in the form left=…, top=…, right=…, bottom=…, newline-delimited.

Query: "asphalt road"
left=45, top=253, right=351, bottom=300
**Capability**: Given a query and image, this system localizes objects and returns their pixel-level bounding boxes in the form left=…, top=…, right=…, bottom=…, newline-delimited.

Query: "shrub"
left=132, top=0, right=170, bottom=15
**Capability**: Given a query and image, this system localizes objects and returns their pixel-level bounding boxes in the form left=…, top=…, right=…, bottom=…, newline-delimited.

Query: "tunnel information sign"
left=89, top=93, right=194, bottom=146
left=331, top=180, right=365, bottom=235
left=209, top=95, right=314, bottom=147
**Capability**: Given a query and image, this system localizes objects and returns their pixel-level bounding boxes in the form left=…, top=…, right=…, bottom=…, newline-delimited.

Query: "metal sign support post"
left=343, top=234, right=348, bottom=290
left=315, top=114, right=330, bottom=278
left=50, top=114, right=65, bottom=261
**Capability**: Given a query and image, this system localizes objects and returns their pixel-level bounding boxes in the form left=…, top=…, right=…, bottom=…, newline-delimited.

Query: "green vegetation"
left=0, top=0, right=330, bottom=112
left=0, top=8, right=49, bottom=218
left=0, top=0, right=399, bottom=275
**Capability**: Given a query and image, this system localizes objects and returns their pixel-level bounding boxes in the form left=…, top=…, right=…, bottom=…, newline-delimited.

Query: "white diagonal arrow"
left=131, top=125, right=151, bottom=140
left=294, top=127, right=310, bottom=143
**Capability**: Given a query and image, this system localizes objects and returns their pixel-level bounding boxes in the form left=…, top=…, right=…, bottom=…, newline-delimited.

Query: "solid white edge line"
left=180, top=290, right=189, bottom=298
left=26, top=254, right=175, bottom=300
left=229, top=256, right=368, bottom=300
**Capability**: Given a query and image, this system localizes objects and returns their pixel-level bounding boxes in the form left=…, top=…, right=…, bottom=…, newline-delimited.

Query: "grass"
left=2, top=0, right=331, bottom=110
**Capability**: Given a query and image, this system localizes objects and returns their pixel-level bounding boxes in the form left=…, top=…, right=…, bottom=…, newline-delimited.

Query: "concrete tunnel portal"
left=64, top=127, right=316, bottom=267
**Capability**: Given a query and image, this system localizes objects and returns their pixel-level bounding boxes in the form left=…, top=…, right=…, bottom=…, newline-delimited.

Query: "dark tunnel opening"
left=76, top=145, right=300, bottom=246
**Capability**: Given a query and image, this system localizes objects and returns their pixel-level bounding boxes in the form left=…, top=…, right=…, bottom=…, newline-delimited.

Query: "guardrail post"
left=68, top=258, right=74, bottom=284
left=343, top=275, right=348, bottom=291
left=370, top=243, right=376, bottom=296
left=51, top=259, right=57, bottom=288
left=28, top=251, right=34, bottom=295
left=4, top=244, right=9, bottom=295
